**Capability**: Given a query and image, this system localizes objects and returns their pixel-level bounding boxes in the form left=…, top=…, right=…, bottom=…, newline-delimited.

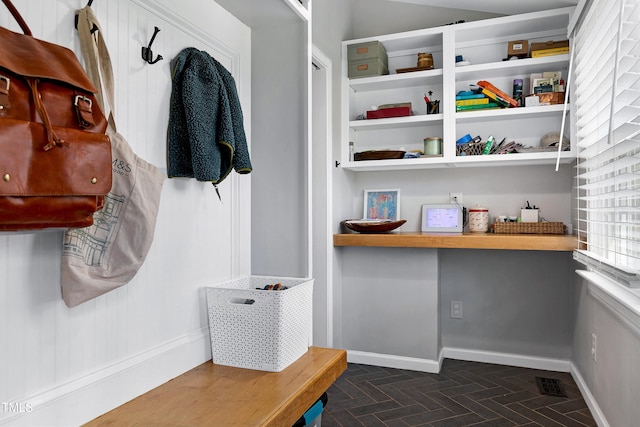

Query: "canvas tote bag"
left=61, top=7, right=164, bottom=307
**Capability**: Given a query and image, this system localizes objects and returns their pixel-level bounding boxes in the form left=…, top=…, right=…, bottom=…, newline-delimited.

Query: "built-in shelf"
left=349, top=68, right=443, bottom=92
left=454, top=55, right=570, bottom=81
left=334, top=232, right=578, bottom=251
left=342, top=150, right=575, bottom=171
left=455, top=104, right=568, bottom=123
left=341, top=7, right=574, bottom=172
left=350, top=114, right=443, bottom=130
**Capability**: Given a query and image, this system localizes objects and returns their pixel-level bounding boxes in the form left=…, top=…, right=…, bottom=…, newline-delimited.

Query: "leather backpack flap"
left=0, top=118, right=111, bottom=229
left=0, top=119, right=112, bottom=196
left=0, top=25, right=107, bottom=133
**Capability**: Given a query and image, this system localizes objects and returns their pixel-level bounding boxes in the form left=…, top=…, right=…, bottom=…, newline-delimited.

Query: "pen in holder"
left=424, top=91, right=440, bottom=114
left=427, top=100, right=440, bottom=114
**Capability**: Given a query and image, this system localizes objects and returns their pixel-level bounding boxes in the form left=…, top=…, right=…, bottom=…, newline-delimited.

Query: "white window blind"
left=573, top=0, right=640, bottom=287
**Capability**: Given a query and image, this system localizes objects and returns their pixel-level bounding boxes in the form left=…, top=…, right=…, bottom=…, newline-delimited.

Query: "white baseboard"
left=0, top=328, right=211, bottom=427
left=346, top=347, right=571, bottom=375
left=570, top=363, right=609, bottom=427
left=442, top=347, right=571, bottom=372
left=347, top=350, right=443, bottom=373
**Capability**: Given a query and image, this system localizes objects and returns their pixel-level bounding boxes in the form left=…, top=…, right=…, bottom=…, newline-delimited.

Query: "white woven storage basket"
left=205, top=276, right=313, bottom=372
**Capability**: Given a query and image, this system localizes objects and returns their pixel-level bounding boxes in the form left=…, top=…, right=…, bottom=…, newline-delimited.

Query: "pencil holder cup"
left=426, top=100, right=440, bottom=114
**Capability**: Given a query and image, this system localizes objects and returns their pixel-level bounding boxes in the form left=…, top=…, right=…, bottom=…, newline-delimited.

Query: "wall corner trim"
left=570, top=362, right=610, bottom=427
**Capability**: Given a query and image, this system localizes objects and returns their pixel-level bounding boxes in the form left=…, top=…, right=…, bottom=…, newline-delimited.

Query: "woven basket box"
left=205, top=276, right=313, bottom=372
left=492, top=222, right=566, bottom=234
left=456, top=141, right=485, bottom=156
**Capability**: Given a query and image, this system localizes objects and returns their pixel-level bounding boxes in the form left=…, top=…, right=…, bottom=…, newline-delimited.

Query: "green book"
left=456, top=102, right=500, bottom=111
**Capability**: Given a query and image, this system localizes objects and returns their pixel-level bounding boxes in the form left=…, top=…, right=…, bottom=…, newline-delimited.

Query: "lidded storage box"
left=205, top=276, right=313, bottom=372
left=347, top=41, right=388, bottom=78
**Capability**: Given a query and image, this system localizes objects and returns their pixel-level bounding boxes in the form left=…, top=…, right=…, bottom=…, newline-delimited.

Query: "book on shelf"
left=477, top=80, right=519, bottom=107
left=455, top=93, right=486, bottom=100
left=480, top=88, right=510, bottom=108
left=531, top=47, right=570, bottom=58
left=456, top=102, right=500, bottom=111
left=455, top=98, right=489, bottom=107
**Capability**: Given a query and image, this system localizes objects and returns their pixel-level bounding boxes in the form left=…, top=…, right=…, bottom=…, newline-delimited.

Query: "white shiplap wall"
left=0, top=1, right=251, bottom=425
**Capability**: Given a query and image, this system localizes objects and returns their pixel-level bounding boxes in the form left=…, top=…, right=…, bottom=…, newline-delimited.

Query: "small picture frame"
left=363, top=189, right=400, bottom=220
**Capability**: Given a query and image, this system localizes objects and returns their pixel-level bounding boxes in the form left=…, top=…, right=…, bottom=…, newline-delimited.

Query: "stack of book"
left=455, top=93, right=500, bottom=111
left=456, top=81, right=518, bottom=112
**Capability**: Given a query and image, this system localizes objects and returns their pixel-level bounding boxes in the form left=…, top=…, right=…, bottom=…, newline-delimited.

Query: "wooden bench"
left=85, top=346, right=347, bottom=426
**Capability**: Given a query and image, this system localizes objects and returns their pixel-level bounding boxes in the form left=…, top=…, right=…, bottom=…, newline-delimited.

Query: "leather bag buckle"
left=74, top=94, right=95, bottom=129
left=0, top=75, right=10, bottom=91
left=74, top=94, right=92, bottom=108
left=0, top=75, right=10, bottom=111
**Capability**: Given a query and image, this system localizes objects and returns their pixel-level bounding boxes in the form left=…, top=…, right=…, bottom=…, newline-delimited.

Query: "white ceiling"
left=384, top=0, right=578, bottom=15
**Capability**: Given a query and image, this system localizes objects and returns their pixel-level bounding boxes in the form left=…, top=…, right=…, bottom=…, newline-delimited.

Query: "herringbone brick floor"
left=323, top=360, right=596, bottom=427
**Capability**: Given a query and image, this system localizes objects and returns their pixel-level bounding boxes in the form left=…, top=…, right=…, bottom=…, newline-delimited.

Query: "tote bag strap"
left=1, top=0, right=32, bottom=36
left=76, top=6, right=117, bottom=131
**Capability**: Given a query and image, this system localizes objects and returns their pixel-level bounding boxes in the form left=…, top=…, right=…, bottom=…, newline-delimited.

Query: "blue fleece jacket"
left=167, top=47, right=252, bottom=184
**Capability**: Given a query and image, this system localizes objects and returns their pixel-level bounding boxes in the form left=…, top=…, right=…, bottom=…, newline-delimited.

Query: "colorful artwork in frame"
left=363, top=189, right=400, bottom=221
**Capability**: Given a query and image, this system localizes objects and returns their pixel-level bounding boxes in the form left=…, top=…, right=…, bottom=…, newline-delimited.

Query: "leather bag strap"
left=1, top=0, right=32, bottom=36
left=30, top=79, right=68, bottom=151
left=76, top=6, right=117, bottom=130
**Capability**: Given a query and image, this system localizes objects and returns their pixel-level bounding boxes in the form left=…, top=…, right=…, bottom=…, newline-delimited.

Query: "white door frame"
left=311, top=45, right=333, bottom=347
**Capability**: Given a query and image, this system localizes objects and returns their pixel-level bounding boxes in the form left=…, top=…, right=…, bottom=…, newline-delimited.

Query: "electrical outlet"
left=450, top=192, right=463, bottom=205
left=451, top=300, right=463, bottom=319
left=591, top=333, right=597, bottom=362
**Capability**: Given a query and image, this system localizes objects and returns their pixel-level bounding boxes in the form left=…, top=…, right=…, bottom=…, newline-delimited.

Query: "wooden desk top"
left=334, top=232, right=577, bottom=251
left=84, top=346, right=347, bottom=427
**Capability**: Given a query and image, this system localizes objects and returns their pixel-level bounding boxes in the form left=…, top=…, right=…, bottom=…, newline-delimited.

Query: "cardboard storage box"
left=347, top=41, right=388, bottom=64
left=348, top=58, right=389, bottom=78
left=508, top=40, right=529, bottom=57
left=348, top=41, right=388, bottom=78
left=206, top=276, right=313, bottom=372
left=530, top=40, right=569, bottom=57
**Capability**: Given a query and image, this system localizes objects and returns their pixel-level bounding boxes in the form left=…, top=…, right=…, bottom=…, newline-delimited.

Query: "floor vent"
left=535, top=376, right=567, bottom=397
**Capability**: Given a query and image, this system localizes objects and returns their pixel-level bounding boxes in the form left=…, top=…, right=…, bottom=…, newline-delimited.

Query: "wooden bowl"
left=354, top=150, right=405, bottom=161
left=343, top=219, right=406, bottom=233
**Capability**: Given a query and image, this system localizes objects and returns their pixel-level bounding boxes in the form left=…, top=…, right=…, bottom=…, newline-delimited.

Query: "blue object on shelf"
left=456, top=134, right=473, bottom=145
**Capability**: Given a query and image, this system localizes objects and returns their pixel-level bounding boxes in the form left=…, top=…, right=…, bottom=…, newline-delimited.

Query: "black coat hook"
left=142, top=26, right=163, bottom=65
left=74, top=0, right=98, bottom=32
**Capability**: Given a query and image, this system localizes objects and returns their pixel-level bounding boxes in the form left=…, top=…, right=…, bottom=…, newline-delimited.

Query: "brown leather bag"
left=0, top=0, right=111, bottom=230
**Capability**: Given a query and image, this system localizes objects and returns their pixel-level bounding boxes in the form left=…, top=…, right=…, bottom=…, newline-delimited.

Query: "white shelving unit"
left=341, top=7, right=575, bottom=171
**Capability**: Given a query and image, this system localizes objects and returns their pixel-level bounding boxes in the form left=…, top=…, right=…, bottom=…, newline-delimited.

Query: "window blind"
left=573, top=0, right=640, bottom=287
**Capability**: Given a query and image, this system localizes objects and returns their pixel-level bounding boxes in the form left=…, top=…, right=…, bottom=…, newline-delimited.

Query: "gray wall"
left=571, top=270, right=640, bottom=426
left=341, top=248, right=440, bottom=360
left=251, top=19, right=308, bottom=276
left=440, top=249, right=573, bottom=359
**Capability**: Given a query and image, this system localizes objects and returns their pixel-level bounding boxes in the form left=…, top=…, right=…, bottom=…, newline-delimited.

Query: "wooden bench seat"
left=85, top=346, right=347, bottom=426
